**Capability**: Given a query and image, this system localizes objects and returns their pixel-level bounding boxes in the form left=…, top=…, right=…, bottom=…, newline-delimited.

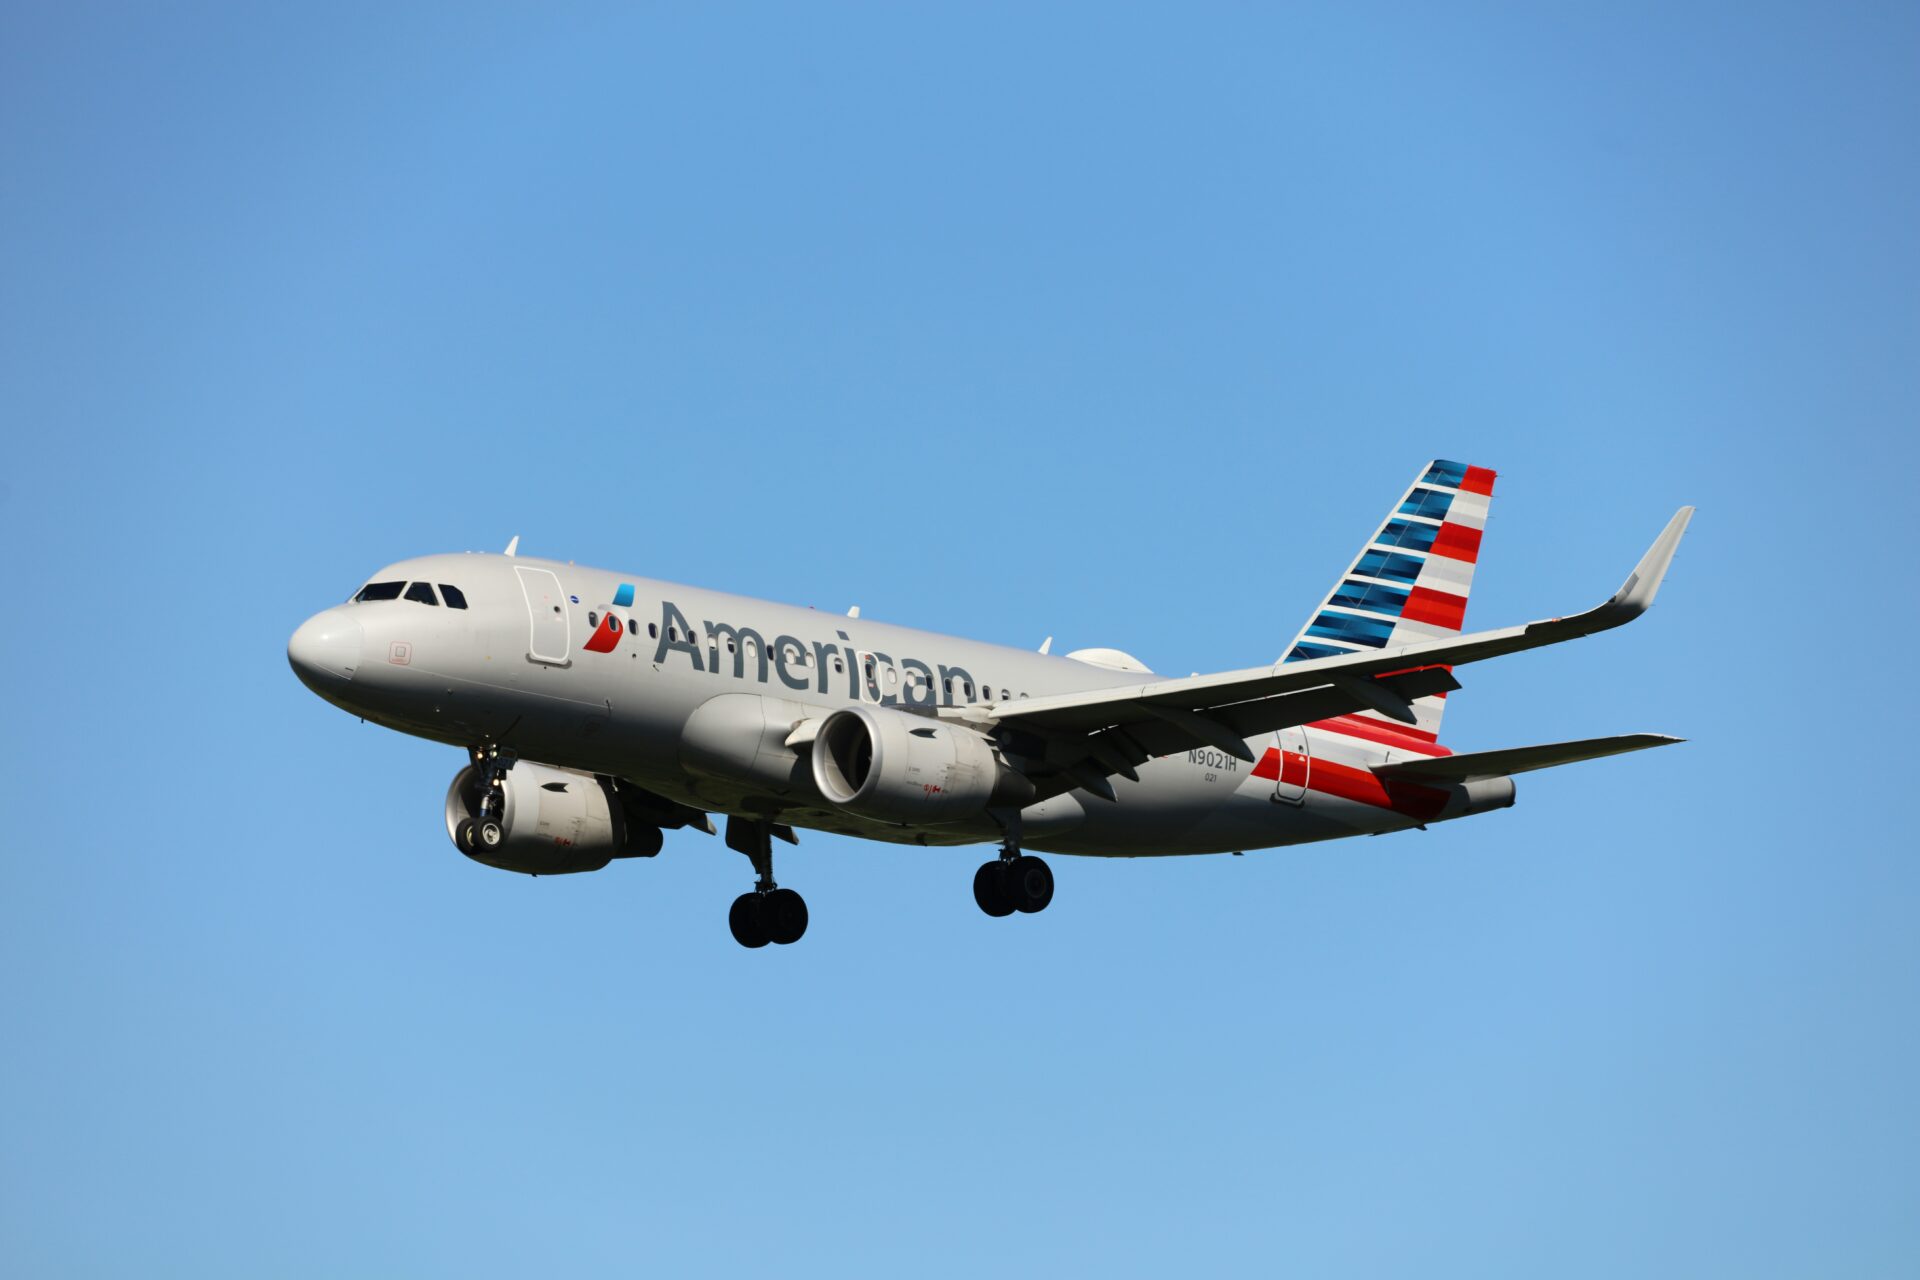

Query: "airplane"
left=288, top=461, right=1692, bottom=949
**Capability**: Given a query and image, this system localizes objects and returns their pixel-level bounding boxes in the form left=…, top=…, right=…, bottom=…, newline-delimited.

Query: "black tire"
left=1009, top=855, right=1054, bottom=914
left=455, top=818, right=477, bottom=852
left=765, top=888, right=808, bottom=945
left=729, top=893, right=770, bottom=949
left=476, top=818, right=506, bottom=851
left=973, top=861, right=1015, bottom=918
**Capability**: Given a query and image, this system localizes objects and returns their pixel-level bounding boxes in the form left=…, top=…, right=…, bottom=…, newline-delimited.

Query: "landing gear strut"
left=725, top=816, right=807, bottom=949
left=456, top=744, right=516, bottom=853
left=974, top=817, right=1053, bottom=918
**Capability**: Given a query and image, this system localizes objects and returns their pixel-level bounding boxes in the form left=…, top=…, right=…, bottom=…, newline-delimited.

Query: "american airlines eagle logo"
left=582, top=582, right=636, bottom=654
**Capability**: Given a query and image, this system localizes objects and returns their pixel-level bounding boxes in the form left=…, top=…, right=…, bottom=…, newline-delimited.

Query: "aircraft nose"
left=288, top=609, right=364, bottom=688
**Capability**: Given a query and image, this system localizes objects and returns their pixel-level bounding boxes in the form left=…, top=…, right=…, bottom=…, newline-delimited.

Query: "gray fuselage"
left=289, top=552, right=1460, bottom=857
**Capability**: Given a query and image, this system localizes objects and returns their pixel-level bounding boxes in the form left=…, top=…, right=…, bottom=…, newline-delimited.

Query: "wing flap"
left=992, top=507, right=1692, bottom=745
left=1004, top=667, right=1459, bottom=763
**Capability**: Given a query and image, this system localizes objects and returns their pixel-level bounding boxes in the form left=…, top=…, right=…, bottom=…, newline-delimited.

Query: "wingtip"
left=1606, top=505, right=1694, bottom=619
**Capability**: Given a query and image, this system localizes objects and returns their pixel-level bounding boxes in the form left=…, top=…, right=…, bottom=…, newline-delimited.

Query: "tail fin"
left=1281, top=459, right=1497, bottom=742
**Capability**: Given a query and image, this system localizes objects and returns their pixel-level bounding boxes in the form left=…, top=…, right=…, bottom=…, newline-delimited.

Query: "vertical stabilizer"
left=1281, top=459, right=1496, bottom=743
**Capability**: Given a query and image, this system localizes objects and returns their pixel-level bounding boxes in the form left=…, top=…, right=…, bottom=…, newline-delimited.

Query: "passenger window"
left=628, top=618, right=638, bottom=635
left=648, top=622, right=658, bottom=639
left=439, top=584, right=468, bottom=609
left=588, top=611, right=599, bottom=628
left=355, top=581, right=404, bottom=602
left=404, top=582, right=439, bottom=606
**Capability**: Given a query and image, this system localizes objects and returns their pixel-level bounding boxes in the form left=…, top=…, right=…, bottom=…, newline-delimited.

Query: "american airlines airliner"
left=289, top=461, right=1691, bottom=948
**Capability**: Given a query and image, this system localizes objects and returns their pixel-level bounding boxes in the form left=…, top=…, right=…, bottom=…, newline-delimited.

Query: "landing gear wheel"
left=475, top=818, right=505, bottom=852
left=729, top=893, right=770, bottom=949
left=1007, top=855, right=1054, bottom=914
left=455, top=818, right=477, bottom=852
left=973, top=861, right=1015, bottom=918
left=724, top=816, right=807, bottom=948
left=764, top=888, right=808, bottom=945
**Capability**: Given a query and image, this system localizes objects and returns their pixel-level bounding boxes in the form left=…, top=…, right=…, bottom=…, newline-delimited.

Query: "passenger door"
left=515, top=565, right=571, bottom=665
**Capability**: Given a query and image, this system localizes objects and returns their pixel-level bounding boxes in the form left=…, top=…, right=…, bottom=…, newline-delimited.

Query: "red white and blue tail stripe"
left=1281, top=459, right=1496, bottom=743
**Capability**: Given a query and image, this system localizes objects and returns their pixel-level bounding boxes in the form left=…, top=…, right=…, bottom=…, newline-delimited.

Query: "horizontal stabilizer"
left=984, top=503, right=1690, bottom=804
left=1373, top=733, right=1682, bottom=782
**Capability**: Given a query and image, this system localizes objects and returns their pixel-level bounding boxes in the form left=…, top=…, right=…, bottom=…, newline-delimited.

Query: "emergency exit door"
left=1271, top=725, right=1311, bottom=804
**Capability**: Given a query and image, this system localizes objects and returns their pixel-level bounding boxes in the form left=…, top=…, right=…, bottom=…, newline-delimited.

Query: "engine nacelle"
left=810, top=704, right=1033, bottom=826
left=680, top=693, right=817, bottom=797
left=444, top=761, right=663, bottom=875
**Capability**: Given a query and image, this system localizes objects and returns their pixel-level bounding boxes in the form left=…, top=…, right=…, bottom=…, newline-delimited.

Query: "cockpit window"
left=355, top=581, right=404, bottom=602
left=439, top=584, right=468, bottom=610
left=404, top=582, right=440, bottom=606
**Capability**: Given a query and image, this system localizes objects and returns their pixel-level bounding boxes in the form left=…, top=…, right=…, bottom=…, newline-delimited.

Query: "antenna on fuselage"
left=847, top=605, right=860, bottom=618
left=1038, top=636, right=1053, bottom=654
left=503, top=535, right=520, bottom=557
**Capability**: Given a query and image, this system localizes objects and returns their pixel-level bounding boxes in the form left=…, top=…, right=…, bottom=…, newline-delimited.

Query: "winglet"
left=504, top=535, right=520, bottom=557
left=1588, top=506, right=1693, bottom=629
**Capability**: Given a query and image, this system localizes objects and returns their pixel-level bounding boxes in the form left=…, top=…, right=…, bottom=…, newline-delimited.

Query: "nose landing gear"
left=726, top=816, right=807, bottom=949
left=456, top=744, right=516, bottom=854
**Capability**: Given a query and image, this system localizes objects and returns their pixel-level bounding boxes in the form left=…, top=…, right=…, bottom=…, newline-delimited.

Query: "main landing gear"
left=973, top=828, right=1054, bottom=919
left=725, top=816, right=807, bottom=949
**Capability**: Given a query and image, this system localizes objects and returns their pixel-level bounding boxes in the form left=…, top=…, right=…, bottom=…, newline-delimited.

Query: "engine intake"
left=445, top=761, right=663, bottom=875
left=811, top=705, right=1032, bottom=825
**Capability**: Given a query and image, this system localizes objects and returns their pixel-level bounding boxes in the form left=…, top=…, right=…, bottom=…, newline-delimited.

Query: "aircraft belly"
left=1025, top=762, right=1372, bottom=857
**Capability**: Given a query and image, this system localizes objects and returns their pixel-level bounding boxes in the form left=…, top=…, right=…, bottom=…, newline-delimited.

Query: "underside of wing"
left=1370, top=733, right=1683, bottom=782
left=985, top=506, right=1693, bottom=800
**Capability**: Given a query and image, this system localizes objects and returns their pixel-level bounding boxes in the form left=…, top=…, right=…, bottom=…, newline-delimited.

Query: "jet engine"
left=810, top=704, right=1033, bottom=825
left=444, top=761, right=664, bottom=875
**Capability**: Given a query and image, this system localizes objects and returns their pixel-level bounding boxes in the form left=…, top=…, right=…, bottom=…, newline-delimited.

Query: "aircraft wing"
left=986, top=507, right=1692, bottom=797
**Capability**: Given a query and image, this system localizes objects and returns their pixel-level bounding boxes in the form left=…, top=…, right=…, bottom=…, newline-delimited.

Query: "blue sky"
left=2, top=3, right=1915, bottom=1275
